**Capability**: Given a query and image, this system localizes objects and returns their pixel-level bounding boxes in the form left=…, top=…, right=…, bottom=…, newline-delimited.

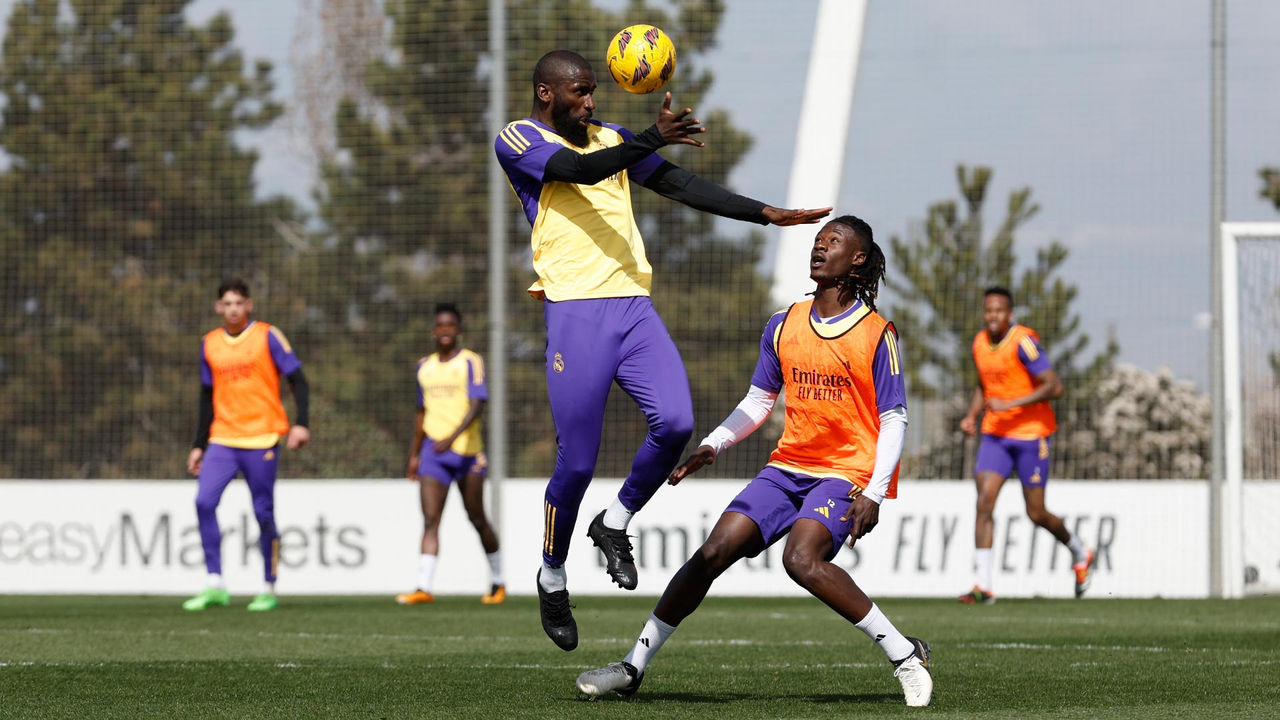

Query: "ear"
left=535, top=82, right=553, bottom=104
left=851, top=249, right=868, bottom=267
left=244, top=298, right=254, bottom=313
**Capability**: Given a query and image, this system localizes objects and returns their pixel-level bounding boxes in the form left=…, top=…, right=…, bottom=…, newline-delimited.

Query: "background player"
left=958, top=287, right=1094, bottom=603
left=494, top=49, right=830, bottom=650
left=575, top=216, right=932, bottom=706
left=397, top=304, right=504, bottom=606
left=183, top=279, right=310, bottom=612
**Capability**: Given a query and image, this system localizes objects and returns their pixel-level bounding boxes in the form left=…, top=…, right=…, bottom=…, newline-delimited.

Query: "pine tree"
left=0, top=0, right=297, bottom=477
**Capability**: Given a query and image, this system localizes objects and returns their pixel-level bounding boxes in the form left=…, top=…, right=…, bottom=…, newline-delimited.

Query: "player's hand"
left=432, top=437, right=453, bottom=454
left=186, top=448, right=203, bottom=476
left=959, top=414, right=977, bottom=436
left=840, top=493, right=880, bottom=544
left=286, top=425, right=310, bottom=450
left=656, top=92, right=705, bottom=147
left=762, top=206, right=832, bottom=226
left=986, top=398, right=1013, bottom=413
left=668, top=445, right=716, bottom=485
left=406, top=455, right=420, bottom=481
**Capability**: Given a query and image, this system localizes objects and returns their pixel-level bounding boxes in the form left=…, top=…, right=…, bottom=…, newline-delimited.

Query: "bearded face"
left=550, top=91, right=591, bottom=147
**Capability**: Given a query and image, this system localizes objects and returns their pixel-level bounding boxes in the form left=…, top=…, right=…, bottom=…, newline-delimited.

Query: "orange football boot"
left=1073, top=549, right=1095, bottom=598
left=481, top=584, right=506, bottom=605
left=395, top=589, right=435, bottom=605
left=957, top=586, right=996, bottom=604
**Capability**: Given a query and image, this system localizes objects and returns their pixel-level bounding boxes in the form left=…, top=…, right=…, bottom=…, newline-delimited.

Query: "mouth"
left=810, top=253, right=825, bottom=270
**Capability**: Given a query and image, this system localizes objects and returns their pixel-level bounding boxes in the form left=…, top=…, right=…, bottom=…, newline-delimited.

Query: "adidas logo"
left=640, top=638, right=650, bottom=647
left=875, top=633, right=886, bottom=643
left=814, top=506, right=830, bottom=518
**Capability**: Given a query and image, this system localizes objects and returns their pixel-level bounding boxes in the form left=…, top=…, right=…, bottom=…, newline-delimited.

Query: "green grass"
left=1, top=594, right=1277, bottom=719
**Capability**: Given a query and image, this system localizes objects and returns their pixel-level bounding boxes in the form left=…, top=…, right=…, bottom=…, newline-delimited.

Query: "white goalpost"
left=1218, top=222, right=1280, bottom=597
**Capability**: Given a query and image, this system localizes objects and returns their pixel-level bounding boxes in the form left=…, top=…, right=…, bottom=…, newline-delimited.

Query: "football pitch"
left=1, top=594, right=1276, bottom=719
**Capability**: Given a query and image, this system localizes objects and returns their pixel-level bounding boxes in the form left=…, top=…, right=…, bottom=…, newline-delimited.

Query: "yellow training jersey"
left=416, top=348, right=488, bottom=456
left=495, top=118, right=663, bottom=301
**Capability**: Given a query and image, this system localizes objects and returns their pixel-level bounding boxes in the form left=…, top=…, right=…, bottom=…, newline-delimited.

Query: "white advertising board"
left=0, top=478, right=1230, bottom=598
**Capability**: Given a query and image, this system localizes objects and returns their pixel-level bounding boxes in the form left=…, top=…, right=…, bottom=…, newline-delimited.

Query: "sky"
left=5, top=0, right=1280, bottom=388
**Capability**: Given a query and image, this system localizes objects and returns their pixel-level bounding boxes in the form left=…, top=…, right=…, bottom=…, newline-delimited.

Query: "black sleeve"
left=193, top=385, right=213, bottom=450
left=287, top=369, right=310, bottom=428
left=641, top=161, right=769, bottom=225
left=542, top=124, right=667, bottom=184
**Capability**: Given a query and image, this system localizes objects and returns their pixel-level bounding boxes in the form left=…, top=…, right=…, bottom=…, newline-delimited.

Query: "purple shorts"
left=725, top=465, right=857, bottom=560
left=975, top=434, right=1051, bottom=487
left=417, top=445, right=487, bottom=486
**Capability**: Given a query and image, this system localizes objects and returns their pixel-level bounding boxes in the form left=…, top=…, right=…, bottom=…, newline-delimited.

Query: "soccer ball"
left=605, top=24, right=676, bottom=94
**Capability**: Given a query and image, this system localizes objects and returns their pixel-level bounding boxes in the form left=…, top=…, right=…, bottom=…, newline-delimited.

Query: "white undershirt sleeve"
left=699, top=385, right=777, bottom=455
left=862, top=405, right=908, bottom=505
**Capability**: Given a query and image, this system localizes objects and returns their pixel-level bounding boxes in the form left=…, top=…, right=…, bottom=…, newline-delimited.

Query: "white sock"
left=855, top=603, right=914, bottom=663
left=487, top=551, right=504, bottom=586
left=539, top=562, right=567, bottom=592
left=263, top=581, right=275, bottom=595
left=974, top=548, right=994, bottom=591
left=603, top=497, right=635, bottom=531
left=418, top=553, right=438, bottom=592
left=207, top=573, right=225, bottom=590
left=623, top=613, right=677, bottom=673
left=1067, top=534, right=1088, bottom=564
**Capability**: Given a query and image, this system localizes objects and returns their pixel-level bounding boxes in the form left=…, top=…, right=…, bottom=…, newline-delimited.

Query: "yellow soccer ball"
left=605, top=24, right=676, bottom=94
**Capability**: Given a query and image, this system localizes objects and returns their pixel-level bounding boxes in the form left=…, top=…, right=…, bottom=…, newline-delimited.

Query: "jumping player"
left=396, top=304, right=504, bottom=606
left=575, top=216, right=933, bottom=706
left=957, top=287, right=1094, bottom=603
left=494, top=49, right=829, bottom=650
left=183, top=279, right=310, bottom=612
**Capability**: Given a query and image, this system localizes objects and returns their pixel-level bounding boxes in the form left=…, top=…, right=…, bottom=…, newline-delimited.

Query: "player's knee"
left=1026, top=507, right=1052, bottom=526
left=695, top=538, right=738, bottom=575
left=652, top=409, right=694, bottom=447
left=976, top=494, right=998, bottom=515
left=781, top=548, right=820, bottom=585
left=555, top=456, right=597, bottom=488
left=194, top=497, right=219, bottom=516
left=423, top=513, right=442, bottom=531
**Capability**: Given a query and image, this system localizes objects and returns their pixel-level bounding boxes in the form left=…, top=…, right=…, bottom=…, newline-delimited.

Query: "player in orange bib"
left=183, top=279, right=310, bottom=613
left=576, top=216, right=932, bottom=707
left=958, top=287, right=1094, bottom=604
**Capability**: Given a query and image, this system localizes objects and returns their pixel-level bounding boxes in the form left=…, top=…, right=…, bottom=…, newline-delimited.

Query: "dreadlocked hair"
left=829, top=214, right=886, bottom=311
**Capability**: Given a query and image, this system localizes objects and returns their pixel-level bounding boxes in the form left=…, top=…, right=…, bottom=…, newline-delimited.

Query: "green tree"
left=0, top=0, right=298, bottom=477
left=887, top=165, right=1116, bottom=479
left=303, top=0, right=779, bottom=478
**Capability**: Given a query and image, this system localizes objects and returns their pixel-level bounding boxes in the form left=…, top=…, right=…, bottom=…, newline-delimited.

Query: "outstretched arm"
left=642, top=162, right=830, bottom=226
left=669, top=385, right=777, bottom=485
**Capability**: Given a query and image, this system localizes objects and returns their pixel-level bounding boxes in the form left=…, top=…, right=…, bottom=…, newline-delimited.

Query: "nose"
left=584, top=94, right=595, bottom=112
